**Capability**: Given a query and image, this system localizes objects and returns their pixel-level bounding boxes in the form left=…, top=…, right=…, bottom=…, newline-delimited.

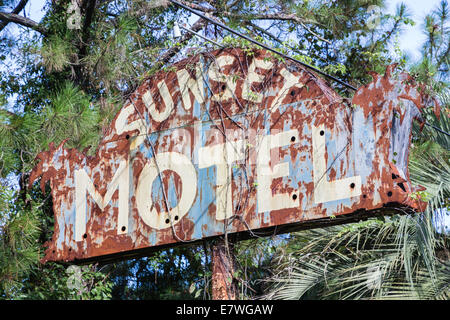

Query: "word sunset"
left=30, top=48, right=428, bottom=263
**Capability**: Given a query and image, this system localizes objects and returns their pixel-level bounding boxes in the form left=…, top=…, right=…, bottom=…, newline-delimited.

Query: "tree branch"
left=79, top=0, right=97, bottom=57
left=0, top=0, right=28, bottom=32
left=0, top=108, right=17, bottom=118
left=0, top=12, right=47, bottom=35
left=223, top=12, right=319, bottom=26
left=122, top=18, right=205, bottom=99
left=171, top=2, right=330, bottom=45
left=225, top=11, right=330, bottom=44
left=173, top=0, right=215, bottom=13
left=245, top=21, right=290, bottom=47
left=158, top=18, right=205, bottom=67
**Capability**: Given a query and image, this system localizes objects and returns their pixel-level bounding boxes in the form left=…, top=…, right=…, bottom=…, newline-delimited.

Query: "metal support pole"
left=211, top=238, right=238, bottom=300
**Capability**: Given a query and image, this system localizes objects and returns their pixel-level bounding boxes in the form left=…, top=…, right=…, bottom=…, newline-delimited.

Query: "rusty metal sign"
left=29, top=48, right=436, bottom=263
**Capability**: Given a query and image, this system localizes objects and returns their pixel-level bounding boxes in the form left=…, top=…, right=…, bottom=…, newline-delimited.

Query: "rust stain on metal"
left=211, top=240, right=237, bottom=300
left=28, top=48, right=439, bottom=263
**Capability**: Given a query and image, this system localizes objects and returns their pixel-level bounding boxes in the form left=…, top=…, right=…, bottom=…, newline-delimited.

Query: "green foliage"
left=0, top=81, right=100, bottom=177
left=221, top=35, right=261, bottom=53
left=0, top=185, right=40, bottom=298
left=0, top=180, right=113, bottom=300
left=234, top=237, right=282, bottom=299
left=263, top=214, right=449, bottom=300
left=106, top=245, right=210, bottom=300
left=42, top=82, right=100, bottom=150
left=13, top=262, right=113, bottom=300
left=323, top=63, right=347, bottom=76
left=40, top=35, right=74, bottom=73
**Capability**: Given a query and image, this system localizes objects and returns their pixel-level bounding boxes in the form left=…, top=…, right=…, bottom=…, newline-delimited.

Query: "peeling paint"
left=28, top=49, right=438, bottom=263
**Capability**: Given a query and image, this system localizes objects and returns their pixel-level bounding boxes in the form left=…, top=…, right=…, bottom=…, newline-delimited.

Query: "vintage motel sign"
left=29, top=48, right=433, bottom=263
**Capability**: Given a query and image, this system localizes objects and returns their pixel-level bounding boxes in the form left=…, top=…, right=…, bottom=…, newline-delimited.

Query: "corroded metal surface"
left=211, top=239, right=237, bottom=300
left=29, top=48, right=438, bottom=263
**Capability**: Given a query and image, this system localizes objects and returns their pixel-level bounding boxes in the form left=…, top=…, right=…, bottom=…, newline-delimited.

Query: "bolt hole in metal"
left=121, top=226, right=126, bottom=232
left=320, top=130, right=324, bottom=136
left=350, top=182, right=355, bottom=189
left=126, top=134, right=130, bottom=140
left=397, top=182, right=406, bottom=192
left=387, top=191, right=393, bottom=197
left=291, top=136, right=296, bottom=142
left=221, top=84, right=226, bottom=90
left=290, top=90, right=295, bottom=96
left=165, top=218, right=170, bottom=224
left=292, top=194, right=297, bottom=200
left=391, top=173, right=406, bottom=191
left=83, top=233, right=87, bottom=239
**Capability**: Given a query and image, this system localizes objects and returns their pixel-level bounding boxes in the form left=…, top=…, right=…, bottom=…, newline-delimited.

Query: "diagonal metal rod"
left=179, top=24, right=225, bottom=48
left=423, top=121, right=450, bottom=137
left=169, top=0, right=357, bottom=91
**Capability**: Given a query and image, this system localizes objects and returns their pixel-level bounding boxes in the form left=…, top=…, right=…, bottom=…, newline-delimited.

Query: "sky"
left=386, top=0, right=444, bottom=62
left=23, top=0, right=443, bottom=60
left=4, top=0, right=449, bottom=234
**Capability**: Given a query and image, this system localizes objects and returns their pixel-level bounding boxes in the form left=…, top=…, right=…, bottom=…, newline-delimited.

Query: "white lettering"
left=115, top=103, right=147, bottom=151
left=136, top=152, right=197, bottom=230
left=242, top=58, right=273, bottom=102
left=256, top=130, right=299, bottom=212
left=270, top=68, right=304, bottom=111
left=143, top=79, right=174, bottom=122
left=312, top=124, right=361, bottom=203
left=208, top=55, right=237, bottom=102
left=75, top=160, right=129, bottom=241
left=198, top=139, right=245, bottom=220
left=176, top=64, right=205, bottom=109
